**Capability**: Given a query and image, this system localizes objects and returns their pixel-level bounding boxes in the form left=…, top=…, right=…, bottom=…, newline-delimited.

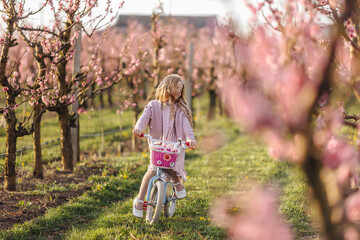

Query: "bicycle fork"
left=146, top=175, right=176, bottom=206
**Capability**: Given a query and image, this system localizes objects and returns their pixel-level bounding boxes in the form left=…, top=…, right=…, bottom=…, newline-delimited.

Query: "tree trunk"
left=218, top=96, right=223, bottom=116
left=302, top=144, right=343, bottom=240
left=33, top=44, right=46, bottom=179
left=1, top=8, right=17, bottom=191
left=58, top=106, right=73, bottom=171
left=99, top=89, right=104, bottom=109
left=207, top=89, right=217, bottom=120
left=107, top=87, right=113, bottom=107
left=186, top=42, right=194, bottom=114
left=33, top=104, right=44, bottom=178
left=4, top=109, right=17, bottom=191
left=207, top=65, right=217, bottom=120
left=118, top=113, right=123, bottom=154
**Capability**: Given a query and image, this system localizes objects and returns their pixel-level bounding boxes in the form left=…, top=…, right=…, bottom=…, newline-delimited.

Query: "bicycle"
left=141, top=134, right=189, bottom=225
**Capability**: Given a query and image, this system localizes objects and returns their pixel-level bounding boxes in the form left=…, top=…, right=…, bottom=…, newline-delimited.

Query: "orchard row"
left=2, top=1, right=360, bottom=239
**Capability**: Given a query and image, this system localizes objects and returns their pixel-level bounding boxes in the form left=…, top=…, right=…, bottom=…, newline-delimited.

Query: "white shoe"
left=174, top=182, right=186, bottom=199
left=133, top=197, right=144, bottom=218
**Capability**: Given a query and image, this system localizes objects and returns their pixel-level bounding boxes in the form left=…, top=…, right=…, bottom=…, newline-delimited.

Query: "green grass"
left=0, top=107, right=135, bottom=174
left=186, top=135, right=313, bottom=238
left=0, top=96, right=315, bottom=239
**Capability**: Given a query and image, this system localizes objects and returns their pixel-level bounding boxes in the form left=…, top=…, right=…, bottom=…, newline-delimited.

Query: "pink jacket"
left=135, top=100, right=195, bottom=141
left=135, top=100, right=195, bottom=180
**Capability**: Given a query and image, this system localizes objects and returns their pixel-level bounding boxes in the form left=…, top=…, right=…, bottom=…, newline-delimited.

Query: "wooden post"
left=71, top=24, right=82, bottom=167
left=185, top=42, right=194, bottom=112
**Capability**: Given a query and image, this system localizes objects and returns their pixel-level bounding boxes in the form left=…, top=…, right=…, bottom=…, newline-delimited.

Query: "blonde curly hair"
left=155, top=74, right=193, bottom=128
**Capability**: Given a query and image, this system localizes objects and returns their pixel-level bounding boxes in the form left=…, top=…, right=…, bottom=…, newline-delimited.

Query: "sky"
left=118, top=0, right=252, bottom=31
left=21, top=0, right=252, bottom=32
left=18, top=0, right=333, bottom=32
left=120, top=0, right=241, bottom=16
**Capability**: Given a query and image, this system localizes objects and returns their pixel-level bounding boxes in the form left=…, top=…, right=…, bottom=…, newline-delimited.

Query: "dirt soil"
left=0, top=156, right=119, bottom=230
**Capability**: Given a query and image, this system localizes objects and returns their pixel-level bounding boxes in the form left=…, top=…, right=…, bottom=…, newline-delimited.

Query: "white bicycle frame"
left=144, top=134, right=187, bottom=205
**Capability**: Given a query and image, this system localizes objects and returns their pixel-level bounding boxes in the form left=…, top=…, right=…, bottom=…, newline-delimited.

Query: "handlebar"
left=141, top=133, right=189, bottom=149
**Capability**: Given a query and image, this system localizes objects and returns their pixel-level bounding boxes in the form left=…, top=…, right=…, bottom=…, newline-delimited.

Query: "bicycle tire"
left=164, top=184, right=177, bottom=217
left=146, top=180, right=165, bottom=224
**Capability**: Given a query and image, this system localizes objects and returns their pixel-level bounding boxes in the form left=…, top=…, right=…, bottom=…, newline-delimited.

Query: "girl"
left=132, top=74, right=196, bottom=218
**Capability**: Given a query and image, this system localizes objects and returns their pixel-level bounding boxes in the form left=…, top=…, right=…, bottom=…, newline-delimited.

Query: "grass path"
left=1, top=119, right=315, bottom=239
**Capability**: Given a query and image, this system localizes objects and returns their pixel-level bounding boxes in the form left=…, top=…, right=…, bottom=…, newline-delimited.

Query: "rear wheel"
left=146, top=180, right=165, bottom=224
left=164, top=183, right=177, bottom=217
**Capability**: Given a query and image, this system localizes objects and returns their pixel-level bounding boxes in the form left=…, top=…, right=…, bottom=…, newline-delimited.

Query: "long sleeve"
left=134, top=102, right=153, bottom=132
left=182, top=114, right=195, bottom=140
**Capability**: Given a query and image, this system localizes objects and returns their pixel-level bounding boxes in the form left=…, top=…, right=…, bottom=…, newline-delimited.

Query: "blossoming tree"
left=213, top=0, right=360, bottom=239
left=0, top=0, right=49, bottom=191
left=14, top=0, right=122, bottom=173
left=0, top=0, right=123, bottom=190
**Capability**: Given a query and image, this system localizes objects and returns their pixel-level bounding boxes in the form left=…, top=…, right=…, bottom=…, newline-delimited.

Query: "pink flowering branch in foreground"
left=213, top=0, right=360, bottom=239
left=211, top=185, right=293, bottom=240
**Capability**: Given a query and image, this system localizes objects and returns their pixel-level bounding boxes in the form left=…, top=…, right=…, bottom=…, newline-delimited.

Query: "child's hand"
left=133, top=128, right=144, bottom=138
left=186, top=139, right=197, bottom=150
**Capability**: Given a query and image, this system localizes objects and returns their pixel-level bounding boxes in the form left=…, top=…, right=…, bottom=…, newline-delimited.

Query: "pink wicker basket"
left=144, top=134, right=184, bottom=169
left=150, top=146, right=180, bottom=169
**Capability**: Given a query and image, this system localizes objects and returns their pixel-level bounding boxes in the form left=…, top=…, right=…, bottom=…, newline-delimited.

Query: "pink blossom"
left=329, top=0, right=338, bottom=8
left=2, top=87, right=9, bottom=92
left=346, top=22, right=357, bottom=39
left=211, top=186, right=293, bottom=240
left=334, top=40, right=351, bottom=83
left=78, top=108, right=88, bottom=114
left=0, top=37, right=5, bottom=44
left=71, top=4, right=78, bottom=12
left=275, top=65, right=317, bottom=130
left=221, top=78, right=280, bottom=132
left=41, top=96, right=50, bottom=107
left=344, top=227, right=359, bottom=240
left=313, top=109, right=343, bottom=147
left=26, top=76, right=34, bottom=87
left=266, top=131, right=302, bottom=162
left=319, top=0, right=328, bottom=5
left=338, top=102, right=345, bottom=113
left=323, top=137, right=358, bottom=169
left=345, top=191, right=360, bottom=222
left=69, top=96, right=76, bottom=104
left=95, top=76, right=103, bottom=86
left=317, top=92, right=329, bottom=107
left=315, top=115, right=326, bottom=129
left=336, top=163, right=359, bottom=188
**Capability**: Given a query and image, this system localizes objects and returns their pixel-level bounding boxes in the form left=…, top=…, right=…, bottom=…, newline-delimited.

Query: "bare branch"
left=343, top=120, right=358, bottom=128
left=18, top=0, right=50, bottom=20
left=19, top=26, right=58, bottom=37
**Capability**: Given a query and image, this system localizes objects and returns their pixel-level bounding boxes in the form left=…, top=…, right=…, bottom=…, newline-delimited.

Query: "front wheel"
left=146, top=180, right=165, bottom=224
left=164, top=183, right=177, bottom=217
